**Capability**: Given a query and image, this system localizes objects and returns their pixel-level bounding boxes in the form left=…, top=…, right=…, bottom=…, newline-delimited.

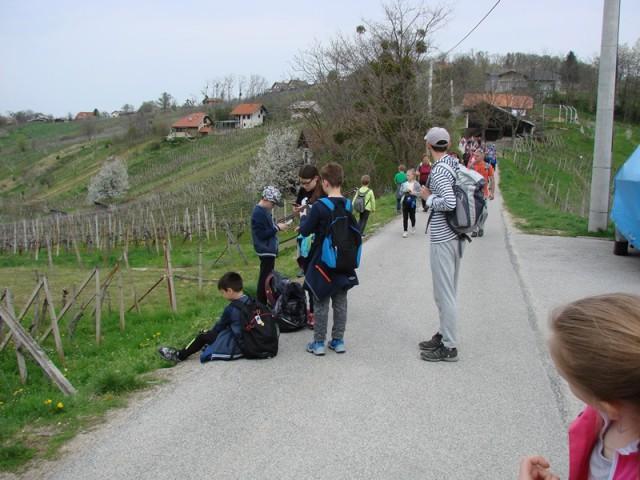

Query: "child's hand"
left=421, top=185, right=431, bottom=200
left=518, top=456, right=559, bottom=480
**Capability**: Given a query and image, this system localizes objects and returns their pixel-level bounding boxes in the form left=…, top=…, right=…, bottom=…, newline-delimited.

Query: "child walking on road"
left=519, top=293, right=640, bottom=480
left=400, top=168, right=421, bottom=238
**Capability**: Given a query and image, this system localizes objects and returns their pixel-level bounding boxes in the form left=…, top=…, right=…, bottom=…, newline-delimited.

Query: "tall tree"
left=295, top=0, right=449, bottom=167
left=156, top=92, right=173, bottom=111
left=561, top=51, right=580, bottom=102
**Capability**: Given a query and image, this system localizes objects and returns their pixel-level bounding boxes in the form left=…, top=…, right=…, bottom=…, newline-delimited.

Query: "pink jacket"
left=569, top=406, right=639, bottom=480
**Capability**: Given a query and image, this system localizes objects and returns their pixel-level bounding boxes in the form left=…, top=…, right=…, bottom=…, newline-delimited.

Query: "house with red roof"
left=168, top=112, right=212, bottom=140
left=75, top=112, right=95, bottom=121
left=229, top=103, right=267, bottom=129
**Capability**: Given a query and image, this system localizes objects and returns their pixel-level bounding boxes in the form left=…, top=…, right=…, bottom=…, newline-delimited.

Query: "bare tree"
left=294, top=1, right=450, bottom=166
left=156, top=92, right=173, bottom=111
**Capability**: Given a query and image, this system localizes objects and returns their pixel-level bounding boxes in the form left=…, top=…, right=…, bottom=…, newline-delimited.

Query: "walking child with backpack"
left=352, top=174, right=376, bottom=235
left=298, top=163, right=360, bottom=356
left=157, top=271, right=278, bottom=363
left=400, top=169, right=421, bottom=238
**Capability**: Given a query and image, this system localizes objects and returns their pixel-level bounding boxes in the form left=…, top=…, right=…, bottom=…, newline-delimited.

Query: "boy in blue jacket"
left=251, top=186, right=290, bottom=304
left=298, top=163, right=359, bottom=356
left=157, top=272, right=250, bottom=363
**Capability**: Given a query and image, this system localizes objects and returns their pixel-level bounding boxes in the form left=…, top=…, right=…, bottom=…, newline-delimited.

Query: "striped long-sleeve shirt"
left=426, top=154, right=459, bottom=243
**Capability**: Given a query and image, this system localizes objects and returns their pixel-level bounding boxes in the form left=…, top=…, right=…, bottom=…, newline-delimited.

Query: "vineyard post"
left=95, top=267, right=102, bottom=345
left=5, top=289, right=28, bottom=383
left=117, top=262, right=125, bottom=331
left=42, top=276, right=65, bottom=364
left=163, top=240, right=177, bottom=312
left=198, top=236, right=203, bottom=293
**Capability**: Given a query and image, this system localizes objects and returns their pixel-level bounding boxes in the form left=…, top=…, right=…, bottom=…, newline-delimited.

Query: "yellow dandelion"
left=57, top=402, right=64, bottom=409
left=44, top=399, right=53, bottom=405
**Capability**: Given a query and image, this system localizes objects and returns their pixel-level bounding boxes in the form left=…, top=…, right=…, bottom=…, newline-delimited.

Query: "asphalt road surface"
left=18, top=182, right=640, bottom=480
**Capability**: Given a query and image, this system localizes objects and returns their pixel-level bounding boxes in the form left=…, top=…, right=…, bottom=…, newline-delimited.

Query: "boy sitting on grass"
left=158, top=271, right=250, bottom=363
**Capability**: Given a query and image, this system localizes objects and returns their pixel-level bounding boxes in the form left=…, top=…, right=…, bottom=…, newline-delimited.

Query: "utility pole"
left=588, top=0, right=620, bottom=232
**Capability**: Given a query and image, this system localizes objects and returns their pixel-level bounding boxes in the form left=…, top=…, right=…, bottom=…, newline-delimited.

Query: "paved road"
left=25, top=183, right=640, bottom=480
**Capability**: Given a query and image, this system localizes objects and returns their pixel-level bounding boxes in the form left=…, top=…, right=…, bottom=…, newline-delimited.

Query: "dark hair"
left=298, top=164, right=319, bottom=179
left=430, top=144, right=448, bottom=153
left=218, top=271, right=243, bottom=292
left=320, top=162, right=344, bottom=187
left=361, top=175, right=370, bottom=186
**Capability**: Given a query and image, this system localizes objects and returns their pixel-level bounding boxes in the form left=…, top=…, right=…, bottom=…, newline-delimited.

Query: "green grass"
left=498, top=119, right=640, bottom=237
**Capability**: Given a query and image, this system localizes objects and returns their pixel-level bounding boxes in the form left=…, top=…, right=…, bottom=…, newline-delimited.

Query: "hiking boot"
left=402, top=231, right=408, bottom=238
left=306, top=341, right=325, bottom=356
left=471, top=231, right=478, bottom=237
left=328, top=338, right=346, bottom=353
left=158, top=346, right=181, bottom=363
left=478, top=229, right=484, bottom=237
left=418, top=332, right=443, bottom=351
left=420, top=345, right=458, bottom=362
left=307, top=311, right=315, bottom=329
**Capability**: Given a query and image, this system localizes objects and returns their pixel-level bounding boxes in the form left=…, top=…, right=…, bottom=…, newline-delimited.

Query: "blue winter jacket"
left=200, top=295, right=250, bottom=362
left=251, top=204, right=279, bottom=257
left=298, top=197, right=359, bottom=301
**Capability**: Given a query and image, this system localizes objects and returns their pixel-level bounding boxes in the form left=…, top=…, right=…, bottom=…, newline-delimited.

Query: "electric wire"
left=442, top=0, right=502, bottom=56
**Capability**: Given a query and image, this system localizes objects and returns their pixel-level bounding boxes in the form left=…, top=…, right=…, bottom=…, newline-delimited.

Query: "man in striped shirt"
left=418, top=127, right=465, bottom=362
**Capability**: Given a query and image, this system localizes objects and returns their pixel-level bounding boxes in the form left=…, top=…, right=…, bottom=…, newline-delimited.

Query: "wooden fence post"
left=163, top=241, right=177, bottom=312
left=95, top=267, right=101, bottom=345
left=0, top=303, right=76, bottom=396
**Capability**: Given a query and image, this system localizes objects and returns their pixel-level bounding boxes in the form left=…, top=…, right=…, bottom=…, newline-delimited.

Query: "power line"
left=442, top=0, right=502, bottom=57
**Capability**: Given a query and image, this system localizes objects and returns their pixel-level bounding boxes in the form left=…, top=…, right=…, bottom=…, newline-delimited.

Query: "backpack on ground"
left=353, top=188, right=370, bottom=213
left=318, top=197, right=362, bottom=272
left=264, top=271, right=308, bottom=332
left=232, top=299, right=279, bottom=359
left=428, top=162, right=486, bottom=240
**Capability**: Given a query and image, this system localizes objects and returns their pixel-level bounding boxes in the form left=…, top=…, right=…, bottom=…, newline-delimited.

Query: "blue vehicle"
left=611, top=144, right=640, bottom=255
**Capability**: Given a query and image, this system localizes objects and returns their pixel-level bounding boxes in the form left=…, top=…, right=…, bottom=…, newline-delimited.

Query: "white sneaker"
left=411, top=229, right=416, bottom=235
left=402, top=231, right=408, bottom=238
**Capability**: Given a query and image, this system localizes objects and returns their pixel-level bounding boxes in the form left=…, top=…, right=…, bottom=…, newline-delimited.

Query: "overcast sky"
left=1, top=0, right=638, bottom=118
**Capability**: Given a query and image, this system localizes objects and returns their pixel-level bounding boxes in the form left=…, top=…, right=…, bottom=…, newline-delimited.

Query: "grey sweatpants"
left=430, top=239, right=465, bottom=348
left=313, top=289, right=348, bottom=343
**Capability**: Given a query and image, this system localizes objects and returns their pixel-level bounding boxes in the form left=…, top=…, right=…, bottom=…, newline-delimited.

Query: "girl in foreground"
left=519, top=293, right=640, bottom=480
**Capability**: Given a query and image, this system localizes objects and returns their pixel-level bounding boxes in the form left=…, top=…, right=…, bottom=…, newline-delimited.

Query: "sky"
left=1, top=0, right=639, bottom=118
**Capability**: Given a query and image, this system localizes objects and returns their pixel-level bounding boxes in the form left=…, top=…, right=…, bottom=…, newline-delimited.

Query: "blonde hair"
left=549, top=293, right=640, bottom=405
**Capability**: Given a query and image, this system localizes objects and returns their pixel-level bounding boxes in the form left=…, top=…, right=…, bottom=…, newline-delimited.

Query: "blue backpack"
left=318, top=197, right=362, bottom=272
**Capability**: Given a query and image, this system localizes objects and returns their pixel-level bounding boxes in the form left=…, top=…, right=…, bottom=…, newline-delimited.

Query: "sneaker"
left=307, top=311, right=315, bottom=329
left=297, top=268, right=305, bottom=278
left=158, top=346, right=181, bottom=363
left=478, top=229, right=484, bottom=237
left=411, top=229, right=416, bottom=235
left=402, top=231, right=408, bottom=238
left=328, top=338, right=346, bottom=353
left=420, top=345, right=458, bottom=362
left=418, top=332, right=443, bottom=351
left=306, top=341, right=325, bottom=356
left=471, top=231, right=478, bottom=237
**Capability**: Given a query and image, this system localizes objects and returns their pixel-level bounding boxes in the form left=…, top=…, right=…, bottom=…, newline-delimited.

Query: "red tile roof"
left=229, top=103, right=265, bottom=116
left=172, top=113, right=209, bottom=128
left=463, top=93, right=534, bottom=110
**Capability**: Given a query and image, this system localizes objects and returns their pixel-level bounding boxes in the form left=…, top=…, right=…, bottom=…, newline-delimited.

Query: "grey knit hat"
left=262, top=186, right=284, bottom=207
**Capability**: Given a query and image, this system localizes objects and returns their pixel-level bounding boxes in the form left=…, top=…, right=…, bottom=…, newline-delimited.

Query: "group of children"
left=159, top=162, right=364, bottom=362
left=157, top=159, right=640, bottom=480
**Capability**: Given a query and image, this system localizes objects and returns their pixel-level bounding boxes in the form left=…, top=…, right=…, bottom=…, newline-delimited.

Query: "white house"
left=229, top=103, right=268, bottom=129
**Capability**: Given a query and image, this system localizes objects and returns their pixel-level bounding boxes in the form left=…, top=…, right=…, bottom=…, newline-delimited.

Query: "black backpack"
left=265, top=271, right=308, bottom=332
left=318, top=197, right=362, bottom=272
left=232, top=299, right=279, bottom=359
